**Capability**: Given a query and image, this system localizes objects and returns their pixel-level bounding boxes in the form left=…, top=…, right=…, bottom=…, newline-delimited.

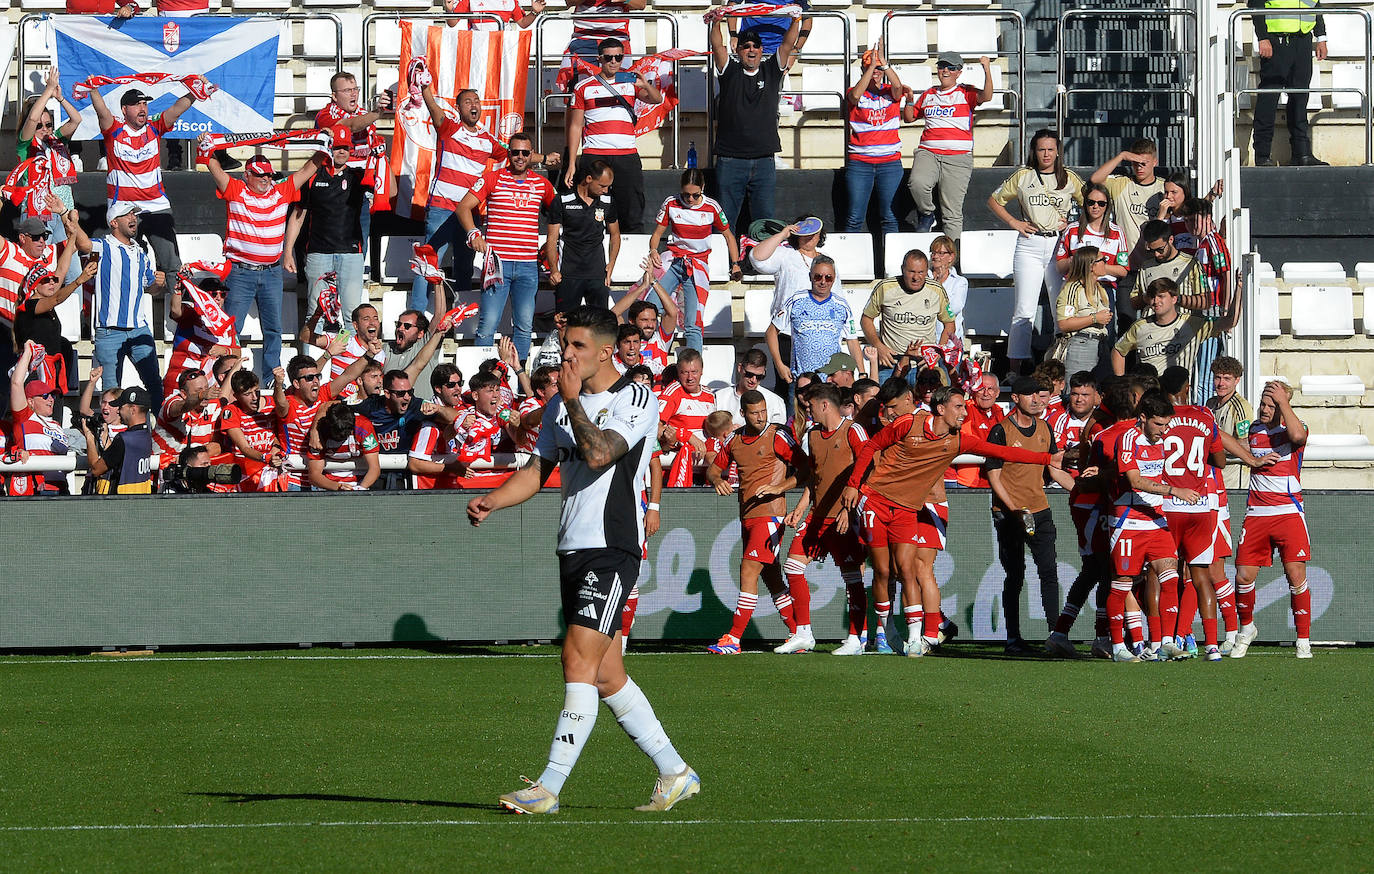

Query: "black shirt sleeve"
left=604, top=196, right=619, bottom=227
left=547, top=195, right=563, bottom=227
left=101, top=433, right=126, bottom=482
left=983, top=422, right=1008, bottom=472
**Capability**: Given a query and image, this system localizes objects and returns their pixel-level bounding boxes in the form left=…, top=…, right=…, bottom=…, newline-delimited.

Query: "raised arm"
left=158, top=79, right=206, bottom=129
left=776, top=14, right=803, bottom=70
left=87, top=86, right=115, bottom=135
left=21, top=70, right=60, bottom=143
left=198, top=134, right=232, bottom=192
left=709, top=17, right=731, bottom=74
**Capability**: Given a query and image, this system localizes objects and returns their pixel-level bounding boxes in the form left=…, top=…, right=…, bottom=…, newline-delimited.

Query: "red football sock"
left=621, top=584, right=640, bottom=639
left=1202, top=617, right=1219, bottom=647
left=782, top=558, right=811, bottom=626
left=772, top=591, right=797, bottom=634
left=1216, top=578, right=1238, bottom=632
left=1291, top=582, right=1312, bottom=638
left=728, top=591, right=757, bottom=639
left=1107, top=583, right=1130, bottom=645
left=923, top=608, right=941, bottom=643
left=1158, top=584, right=1178, bottom=641
left=1238, top=580, right=1256, bottom=625
left=1177, top=581, right=1198, bottom=638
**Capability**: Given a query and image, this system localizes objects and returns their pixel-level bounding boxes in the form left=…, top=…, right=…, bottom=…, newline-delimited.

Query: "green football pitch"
left=2, top=644, right=1371, bottom=872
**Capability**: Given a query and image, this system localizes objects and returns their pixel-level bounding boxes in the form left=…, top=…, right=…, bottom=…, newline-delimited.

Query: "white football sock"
left=538, top=682, right=598, bottom=795
left=603, top=677, right=686, bottom=776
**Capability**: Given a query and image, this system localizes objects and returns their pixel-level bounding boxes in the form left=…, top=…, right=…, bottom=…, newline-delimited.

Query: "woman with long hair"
left=16, top=68, right=83, bottom=284
left=987, top=129, right=1084, bottom=374
left=1053, top=246, right=1114, bottom=377
left=1055, top=181, right=1128, bottom=289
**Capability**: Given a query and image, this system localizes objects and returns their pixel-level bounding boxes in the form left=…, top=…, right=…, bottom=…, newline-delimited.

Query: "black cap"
left=737, top=29, right=764, bottom=47
left=114, top=386, right=151, bottom=408
left=1010, top=376, right=1042, bottom=396
left=120, top=89, right=153, bottom=107
left=14, top=216, right=49, bottom=237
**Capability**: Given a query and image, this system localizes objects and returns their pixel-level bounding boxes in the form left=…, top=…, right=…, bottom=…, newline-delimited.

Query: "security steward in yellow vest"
left=1249, top=0, right=1329, bottom=166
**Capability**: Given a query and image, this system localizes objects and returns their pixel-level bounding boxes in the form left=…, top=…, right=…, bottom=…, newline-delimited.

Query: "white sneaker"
left=1230, top=622, right=1258, bottom=659
left=832, top=636, right=865, bottom=656
left=1160, top=638, right=1187, bottom=660
left=773, top=630, right=816, bottom=654
left=1112, top=644, right=1141, bottom=662
left=1090, top=637, right=1113, bottom=660
left=904, top=636, right=930, bottom=658
left=1296, top=639, right=1313, bottom=659
left=1219, top=637, right=1235, bottom=655
left=1045, top=632, right=1077, bottom=658
left=634, top=766, right=701, bottom=812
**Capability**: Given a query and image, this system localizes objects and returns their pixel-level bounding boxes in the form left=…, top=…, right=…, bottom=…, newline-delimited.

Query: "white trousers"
left=1009, top=234, right=1064, bottom=361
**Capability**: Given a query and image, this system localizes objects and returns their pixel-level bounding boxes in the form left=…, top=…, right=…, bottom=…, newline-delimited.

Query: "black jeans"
left=600, top=153, right=645, bottom=233
left=554, top=274, right=613, bottom=312
left=992, top=507, right=1061, bottom=642
left=1253, top=32, right=1315, bottom=158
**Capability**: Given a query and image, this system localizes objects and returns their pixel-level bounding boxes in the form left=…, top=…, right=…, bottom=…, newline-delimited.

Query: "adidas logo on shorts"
left=1297, top=549, right=1308, bottom=558
left=578, top=603, right=599, bottom=620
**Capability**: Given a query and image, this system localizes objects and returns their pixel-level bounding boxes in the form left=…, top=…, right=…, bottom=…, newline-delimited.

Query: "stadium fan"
left=613, top=324, right=647, bottom=375
left=785, top=382, right=869, bottom=656
left=714, top=348, right=785, bottom=426
left=308, top=303, right=387, bottom=404
left=383, top=309, right=452, bottom=402
left=1173, top=196, right=1233, bottom=402
left=151, top=367, right=228, bottom=475
left=305, top=402, right=381, bottom=492
left=469, top=305, right=698, bottom=816
left=1112, top=277, right=1242, bottom=383
left=902, top=52, right=994, bottom=240
left=203, top=147, right=324, bottom=382
left=861, top=248, right=955, bottom=382
left=89, top=78, right=215, bottom=273
left=16, top=69, right=85, bottom=284
left=546, top=161, right=620, bottom=311
left=1232, top=379, right=1313, bottom=659
left=80, top=385, right=153, bottom=495
left=564, top=40, right=663, bottom=233
left=1054, top=181, right=1129, bottom=290
left=357, top=370, right=425, bottom=489
left=1207, top=355, right=1255, bottom=491
left=987, top=130, right=1084, bottom=374
left=1054, top=247, right=1115, bottom=378
left=611, top=293, right=677, bottom=379
left=947, top=373, right=1003, bottom=489
left=408, top=363, right=471, bottom=489
left=705, top=390, right=801, bottom=654
left=443, top=0, right=546, bottom=31
left=14, top=254, right=95, bottom=396
left=748, top=218, right=828, bottom=396
left=926, top=235, right=968, bottom=341
left=646, top=169, right=743, bottom=353
left=728, top=0, right=812, bottom=56
left=766, top=256, right=861, bottom=385
left=276, top=349, right=375, bottom=490
left=458, top=132, right=557, bottom=362
left=283, top=126, right=371, bottom=319
left=163, top=268, right=237, bottom=398
left=657, top=348, right=714, bottom=486
left=1089, top=138, right=1164, bottom=322
left=844, top=383, right=1058, bottom=656
left=315, top=72, right=393, bottom=248
left=216, top=369, right=284, bottom=492
left=7, top=342, right=72, bottom=496
left=1032, top=361, right=1067, bottom=421
left=983, top=376, right=1075, bottom=655
left=843, top=40, right=905, bottom=236
left=707, top=13, right=802, bottom=230
left=509, top=365, right=560, bottom=454
left=1130, top=220, right=1209, bottom=316
left=0, top=207, right=64, bottom=366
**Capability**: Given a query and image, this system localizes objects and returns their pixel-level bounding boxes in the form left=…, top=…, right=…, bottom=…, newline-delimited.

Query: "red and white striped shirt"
left=0, top=238, right=57, bottom=326
left=1112, top=425, right=1167, bottom=527
left=656, top=195, right=728, bottom=258
left=315, top=103, right=382, bottom=167
left=410, top=419, right=462, bottom=489
left=277, top=383, right=335, bottom=461
left=642, top=325, right=673, bottom=375
left=455, top=409, right=503, bottom=465
left=514, top=396, right=544, bottom=451
left=220, top=401, right=279, bottom=456
left=103, top=118, right=172, bottom=212
left=326, top=335, right=386, bottom=403
left=570, top=0, right=631, bottom=43
left=430, top=120, right=506, bottom=213
left=151, top=393, right=223, bottom=468
left=659, top=381, right=714, bottom=437
left=219, top=178, right=301, bottom=266
left=1056, top=220, right=1128, bottom=284
left=305, top=414, right=380, bottom=487
left=10, top=405, right=69, bottom=494
left=572, top=76, right=638, bottom=155
left=448, top=0, right=527, bottom=29
left=469, top=169, right=555, bottom=261
left=912, top=84, right=983, bottom=156
left=847, top=84, right=902, bottom=163
left=1246, top=419, right=1305, bottom=516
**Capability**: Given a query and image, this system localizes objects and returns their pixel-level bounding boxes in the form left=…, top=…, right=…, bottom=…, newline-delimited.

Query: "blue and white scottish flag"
left=53, top=15, right=278, bottom=140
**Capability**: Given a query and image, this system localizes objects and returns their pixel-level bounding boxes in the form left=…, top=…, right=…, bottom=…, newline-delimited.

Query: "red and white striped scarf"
left=195, top=129, right=331, bottom=166
left=73, top=72, right=218, bottom=102
left=178, top=261, right=237, bottom=346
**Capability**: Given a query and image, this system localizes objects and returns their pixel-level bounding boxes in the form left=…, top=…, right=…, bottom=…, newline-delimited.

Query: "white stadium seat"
left=804, top=13, right=857, bottom=59
left=454, top=344, right=499, bottom=383
left=702, top=286, right=734, bottom=339
left=379, top=236, right=424, bottom=285
left=56, top=286, right=82, bottom=343
left=177, top=233, right=225, bottom=265
left=611, top=235, right=653, bottom=285
left=958, top=230, right=1017, bottom=279
left=962, top=286, right=1014, bottom=337
left=1258, top=285, right=1281, bottom=338
left=870, top=13, right=927, bottom=55
left=743, top=288, right=775, bottom=338
left=826, top=233, right=876, bottom=281
left=701, top=344, right=736, bottom=391
left=800, top=65, right=845, bottom=113
left=1289, top=286, right=1354, bottom=338
left=1355, top=263, right=1374, bottom=285
left=1300, top=375, right=1366, bottom=397
left=883, top=232, right=941, bottom=276
left=381, top=289, right=408, bottom=340
left=1332, top=63, right=1365, bottom=110
left=935, top=14, right=999, bottom=55
left=1280, top=261, right=1347, bottom=284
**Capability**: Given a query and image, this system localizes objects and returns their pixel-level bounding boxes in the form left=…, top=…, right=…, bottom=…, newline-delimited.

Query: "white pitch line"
left=0, top=810, right=1368, bottom=833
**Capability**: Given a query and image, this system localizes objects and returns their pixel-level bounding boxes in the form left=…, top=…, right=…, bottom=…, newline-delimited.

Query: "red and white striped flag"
left=389, top=24, right=531, bottom=219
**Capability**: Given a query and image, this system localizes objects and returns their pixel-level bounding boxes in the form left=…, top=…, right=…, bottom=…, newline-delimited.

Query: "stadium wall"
left=1, top=490, right=1363, bottom=649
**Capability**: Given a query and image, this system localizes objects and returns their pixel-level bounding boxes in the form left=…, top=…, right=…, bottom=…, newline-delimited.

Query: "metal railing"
left=359, top=12, right=506, bottom=105
left=1057, top=8, right=1199, bottom=170
left=1225, top=7, right=1373, bottom=166
left=880, top=9, right=1026, bottom=165
left=704, top=9, right=852, bottom=166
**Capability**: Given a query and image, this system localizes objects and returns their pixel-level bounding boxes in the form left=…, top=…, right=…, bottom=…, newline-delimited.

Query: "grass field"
left=2, top=643, right=1371, bottom=872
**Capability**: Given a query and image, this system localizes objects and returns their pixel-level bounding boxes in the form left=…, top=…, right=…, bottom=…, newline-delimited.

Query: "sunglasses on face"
left=396, top=321, right=418, bottom=330
left=509, top=149, right=532, bottom=156
left=1096, top=255, right=1111, bottom=264
left=25, top=232, right=51, bottom=240
left=249, top=171, right=273, bottom=179
left=1146, top=245, right=1168, bottom=256
left=681, top=191, right=704, bottom=201
left=445, top=381, right=463, bottom=389
left=387, top=388, right=414, bottom=397
left=296, top=373, right=322, bottom=382
left=811, top=274, right=835, bottom=283
left=1086, top=199, right=1109, bottom=207
left=37, top=121, right=54, bottom=130
left=740, top=370, right=767, bottom=380
left=600, top=53, right=624, bottom=61
left=937, top=63, right=960, bottom=71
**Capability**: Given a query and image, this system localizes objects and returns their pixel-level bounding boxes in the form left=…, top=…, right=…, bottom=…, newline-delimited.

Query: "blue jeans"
left=714, top=155, right=776, bottom=230
left=305, top=252, right=366, bottom=320
left=648, top=258, right=702, bottom=352
left=475, top=258, right=538, bottom=361
left=94, top=325, right=163, bottom=409
left=410, top=206, right=476, bottom=313
left=844, top=157, right=902, bottom=234
left=224, top=262, right=284, bottom=379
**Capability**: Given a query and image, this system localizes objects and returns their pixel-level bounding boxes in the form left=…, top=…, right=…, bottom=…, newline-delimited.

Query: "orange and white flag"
left=389, top=24, right=531, bottom=219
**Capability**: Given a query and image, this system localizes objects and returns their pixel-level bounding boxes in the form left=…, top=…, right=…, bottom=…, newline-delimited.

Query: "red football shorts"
left=857, top=490, right=920, bottom=548
left=1213, top=504, right=1234, bottom=560
left=1110, top=522, right=1176, bottom=577
left=789, top=513, right=865, bottom=567
left=914, top=501, right=949, bottom=550
left=1165, top=509, right=1219, bottom=566
left=740, top=515, right=785, bottom=564
left=1072, top=501, right=1109, bottom=557
left=1236, top=512, right=1311, bottom=567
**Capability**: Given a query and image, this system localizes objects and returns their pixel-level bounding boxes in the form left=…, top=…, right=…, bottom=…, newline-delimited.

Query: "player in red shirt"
left=1233, top=379, right=1313, bottom=658
left=305, top=402, right=381, bottom=491
left=705, top=391, right=799, bottom=654
left=1100, top=392, right=1200, bottom=662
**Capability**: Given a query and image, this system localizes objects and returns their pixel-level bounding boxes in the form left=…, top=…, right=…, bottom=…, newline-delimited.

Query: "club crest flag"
left=390, top=23, right=531, bottom=219
left=53, top=16, right=278, bottom=140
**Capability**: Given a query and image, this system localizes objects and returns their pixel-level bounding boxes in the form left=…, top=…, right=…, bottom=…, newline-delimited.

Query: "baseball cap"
left=114, top=386, right=151, bottom=408
left=1010, top=376, right=1042, bottom=396
left=329, top=124, right=353, bottom=147
left=818, top=352, right=857, bottom=376
left=120, top=89, right=153, bottom=107
left=14, top=216, right=49, bottom=237
left=107, top=202, right=142, bottom=222
left=24, top=379, right=57, bottom=400
left=245, top=156, right=274, bottom=177
left=737, top=29, right=764, bottom=47
left=936, top=51, right=964, bottom=68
